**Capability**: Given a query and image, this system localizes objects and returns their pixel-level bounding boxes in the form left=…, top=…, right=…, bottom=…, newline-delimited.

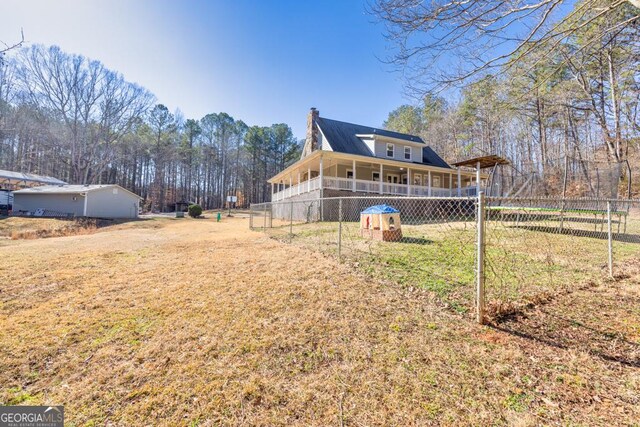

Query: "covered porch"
left=269, top=151, right=485, bottom=202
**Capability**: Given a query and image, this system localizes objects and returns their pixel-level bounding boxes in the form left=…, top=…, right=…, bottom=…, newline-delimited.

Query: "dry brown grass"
left=0, top=217, right=95, bottom=240
left=0, top=216, right=639, bottom=425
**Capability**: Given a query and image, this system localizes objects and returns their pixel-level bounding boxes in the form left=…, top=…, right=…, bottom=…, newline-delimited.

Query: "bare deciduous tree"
left=372, top=0, right=639, bottom=91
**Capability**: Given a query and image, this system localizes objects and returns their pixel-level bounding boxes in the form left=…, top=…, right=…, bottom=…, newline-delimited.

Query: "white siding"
left=373, top=140, right=421, bottom=162
left=318, top=127, right=332, bottom=151
left=14, top=193, right=85, bottom=216
left=361, top=138, right=376, bottom=155
left=85, top=187, right=139, bottom=218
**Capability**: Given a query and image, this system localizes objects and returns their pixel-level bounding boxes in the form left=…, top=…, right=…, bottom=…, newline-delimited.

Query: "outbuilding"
left=13, top=184, right=141, bottom=219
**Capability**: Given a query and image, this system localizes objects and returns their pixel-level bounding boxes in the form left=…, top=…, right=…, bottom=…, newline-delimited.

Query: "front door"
left=387, top=174, right=400, bottom=184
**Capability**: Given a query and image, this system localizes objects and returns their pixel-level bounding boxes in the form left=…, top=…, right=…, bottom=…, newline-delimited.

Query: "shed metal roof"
left=13, top=184, right=142, bottom=199
left=0, top=169, right=67, bottom=187
left=451, top=155, right=510, bottom=169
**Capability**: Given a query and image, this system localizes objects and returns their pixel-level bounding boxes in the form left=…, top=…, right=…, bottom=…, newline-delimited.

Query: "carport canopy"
left=451, top=155, right=510, bottom=169
left=0, top=169, right=67, bottom=190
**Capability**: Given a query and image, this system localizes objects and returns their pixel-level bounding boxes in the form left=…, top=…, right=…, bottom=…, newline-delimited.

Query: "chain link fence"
left=250, top=195, right=640, bottom=323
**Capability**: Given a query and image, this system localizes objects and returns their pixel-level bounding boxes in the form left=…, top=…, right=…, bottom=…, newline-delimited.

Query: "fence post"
left=338, top=198, right=343, bottom=259
left=476, top=192, right=486, bottom=325
left=289, top=200, right=294, bottom=242
left=607, top=200, right=613, bottom=279
left=263, top=204, right=267, bottom=230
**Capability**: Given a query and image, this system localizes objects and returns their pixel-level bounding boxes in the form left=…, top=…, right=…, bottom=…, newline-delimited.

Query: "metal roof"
left=13, top=184, right=142, bottom=199
left=0, top=169, right=67, bottom=188
left=317, top=117, right=451, bottom=169
left=451, top=155, right=510, bottom=169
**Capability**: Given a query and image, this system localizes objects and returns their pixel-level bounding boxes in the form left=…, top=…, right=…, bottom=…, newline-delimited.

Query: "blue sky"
left=0, top=0, right=407, bottom=138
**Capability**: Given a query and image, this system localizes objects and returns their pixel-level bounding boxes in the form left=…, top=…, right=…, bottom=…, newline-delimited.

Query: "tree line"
left=379, top=0, right=639, bottom=197
left=0, top=45, right=300, bottom=210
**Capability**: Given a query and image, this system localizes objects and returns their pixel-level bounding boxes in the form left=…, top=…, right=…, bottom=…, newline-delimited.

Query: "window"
left=413, top=174, right=422, bottom=186
left=404, top=146, right=411, bottom=160
left=386, top=143, right=394, bottom=157
left=346, top=170, right=354, bottom=179
left=433, top=176, right=441, bottom=188
left=372, top=172, right=380, bottom=182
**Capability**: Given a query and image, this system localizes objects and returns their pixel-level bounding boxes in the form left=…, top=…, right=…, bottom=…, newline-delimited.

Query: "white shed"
left=13, top=185, right=141, bottom=219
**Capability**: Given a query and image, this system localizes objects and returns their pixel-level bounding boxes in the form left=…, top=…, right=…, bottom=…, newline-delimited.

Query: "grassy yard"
left=1, top=215, right=639, bottom=425
left=273, top=211, right=640, bottom=318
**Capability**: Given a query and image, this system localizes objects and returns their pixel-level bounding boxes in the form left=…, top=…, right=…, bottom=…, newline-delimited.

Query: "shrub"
left=188, top=204, right=203, bottom=218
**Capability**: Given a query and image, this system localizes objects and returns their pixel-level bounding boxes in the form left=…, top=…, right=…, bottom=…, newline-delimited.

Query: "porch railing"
left=272, top=175, right=481, bottom=200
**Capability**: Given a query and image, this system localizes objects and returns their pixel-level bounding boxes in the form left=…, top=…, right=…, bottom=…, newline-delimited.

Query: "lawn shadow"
left=398, top=236, right=434, bottom=245
left=492, top=310, right=640, bottom=368
left=507, top=225, right=640, bottom=244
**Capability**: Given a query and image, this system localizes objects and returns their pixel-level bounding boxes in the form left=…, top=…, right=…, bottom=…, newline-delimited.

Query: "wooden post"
left=263, top=203, right=267, bottom=230
left=297, top=171, right=301, bottom=195
left=457, top=167, right=462, bottom=196
left=607, top=201, right=613, bottom=279
left=407, top=168, right=411, bottom=196
left=476, top=191, right=486, bottom=325
left=428, top=171, right=432, bottom=197
left=379, top=163, right=383, bottom=194
left=476, top=161, right=481, bottom=196
left=559, top=155, right=568, bottom=232
left=449, top=172, right=453, bottom=196
left=307, top=167, right=311, bottom=192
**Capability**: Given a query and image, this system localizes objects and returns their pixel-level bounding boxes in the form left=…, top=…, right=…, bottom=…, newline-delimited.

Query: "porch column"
left=457, top=167, right=462, bottom=196
left=476, top=161, right=481, bottom=195
left=307, top=167, right=311, bottom=192
left=289, top=174, right=293, bottom=198
left=379, top=163, right=383, bottom=194
left=352, top=159, right=356, bottom=192
left=407, top=168, right=411, bottom=196
left=319, top=155, right=324, bottom=189
left=271, top=182, right=274, bottom=200
left=428, top=170, right=432, bottom=197
left=298, top=171, right=301, bottom=195
left=449, top=172, right=453, bottom=196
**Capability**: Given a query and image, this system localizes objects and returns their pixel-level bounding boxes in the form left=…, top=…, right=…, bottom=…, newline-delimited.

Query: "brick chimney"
left=302, top=108, right=319, bottom=157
